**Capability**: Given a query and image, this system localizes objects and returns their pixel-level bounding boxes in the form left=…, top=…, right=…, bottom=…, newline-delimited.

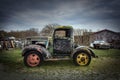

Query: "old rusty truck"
left=22, top=26, right=97, bottom=67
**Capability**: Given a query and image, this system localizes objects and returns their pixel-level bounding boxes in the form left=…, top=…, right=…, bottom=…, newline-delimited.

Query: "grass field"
left=0, top=49, right=120, bottom=80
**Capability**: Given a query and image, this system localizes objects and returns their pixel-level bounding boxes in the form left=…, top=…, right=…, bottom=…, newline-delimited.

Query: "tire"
left=73, top=51, right=91, bottom=66
left=24, top=51, right=43, bottom=67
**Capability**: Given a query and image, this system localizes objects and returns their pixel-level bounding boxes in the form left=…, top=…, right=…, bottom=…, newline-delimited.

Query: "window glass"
left=55, top=30, right=66, bottom=38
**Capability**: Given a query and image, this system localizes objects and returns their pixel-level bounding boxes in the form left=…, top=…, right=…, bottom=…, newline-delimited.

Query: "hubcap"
left=27, top=53, right=40, bottom=67
left=76, top=53, right=89, bottom=65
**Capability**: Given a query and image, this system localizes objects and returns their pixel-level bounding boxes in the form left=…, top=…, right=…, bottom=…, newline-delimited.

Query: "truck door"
left=53, top=28, right=73, bottom=56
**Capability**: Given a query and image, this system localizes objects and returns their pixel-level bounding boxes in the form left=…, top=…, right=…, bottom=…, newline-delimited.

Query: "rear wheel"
left=24, top=51, right=43, bottom=67
left=73, top=51, right=91, bottom=66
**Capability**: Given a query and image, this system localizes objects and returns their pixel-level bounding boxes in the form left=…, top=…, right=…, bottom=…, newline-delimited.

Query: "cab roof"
left=55, top=26, right=73, bottom=30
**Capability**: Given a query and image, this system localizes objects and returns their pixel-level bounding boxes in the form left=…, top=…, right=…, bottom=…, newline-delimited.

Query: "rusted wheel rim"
left=76, top=53, right=89, bottom=66
left=27, top=53, right=40, bottom=67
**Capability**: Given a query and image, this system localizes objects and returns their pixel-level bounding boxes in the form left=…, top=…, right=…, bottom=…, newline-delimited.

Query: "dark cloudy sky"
left=0, top=0, right=120, bottom=32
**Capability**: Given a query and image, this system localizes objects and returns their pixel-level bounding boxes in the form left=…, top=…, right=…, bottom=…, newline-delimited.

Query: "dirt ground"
left=0, top=57, right=120, bottom=80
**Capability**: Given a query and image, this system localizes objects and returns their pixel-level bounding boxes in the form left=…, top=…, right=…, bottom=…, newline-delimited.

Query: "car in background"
left=90, top=40, right=110, bottom=49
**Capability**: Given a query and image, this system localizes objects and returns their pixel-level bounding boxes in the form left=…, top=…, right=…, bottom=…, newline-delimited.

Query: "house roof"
left=93, top=29, right=119, bottom=35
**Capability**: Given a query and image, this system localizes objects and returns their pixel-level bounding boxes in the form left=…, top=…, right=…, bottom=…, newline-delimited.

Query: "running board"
left=44, top=58, right=71, bottom=61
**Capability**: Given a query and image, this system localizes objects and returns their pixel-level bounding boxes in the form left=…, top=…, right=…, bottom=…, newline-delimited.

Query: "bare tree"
left=74, top=29, right=93, bottom=46
left=40, top=24, right=60, bottom=36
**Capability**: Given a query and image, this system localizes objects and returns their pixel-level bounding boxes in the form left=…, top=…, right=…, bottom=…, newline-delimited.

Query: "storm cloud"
left=0, top=0, right=120, bottom=32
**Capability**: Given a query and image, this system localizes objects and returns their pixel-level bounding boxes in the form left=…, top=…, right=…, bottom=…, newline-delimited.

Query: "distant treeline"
left=0, top=24, right=60, bottom=39
left=0, top=28, right=39, bottom=39
left=0, top=24, right=93, bottom=39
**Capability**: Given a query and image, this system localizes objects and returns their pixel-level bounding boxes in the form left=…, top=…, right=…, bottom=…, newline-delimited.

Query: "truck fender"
left=72, top=46, right=98, bottom=58
left=22, top=45, right=51, bottom=59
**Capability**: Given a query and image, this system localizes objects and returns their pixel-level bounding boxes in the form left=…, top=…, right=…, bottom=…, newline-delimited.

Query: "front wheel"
left=24, top=51, right=43, bottom=67
left=73, top=51, right=91, bottom=66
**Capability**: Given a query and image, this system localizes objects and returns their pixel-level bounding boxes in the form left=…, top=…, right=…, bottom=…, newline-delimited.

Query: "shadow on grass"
left=43, top=60, right=73, bottom=66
